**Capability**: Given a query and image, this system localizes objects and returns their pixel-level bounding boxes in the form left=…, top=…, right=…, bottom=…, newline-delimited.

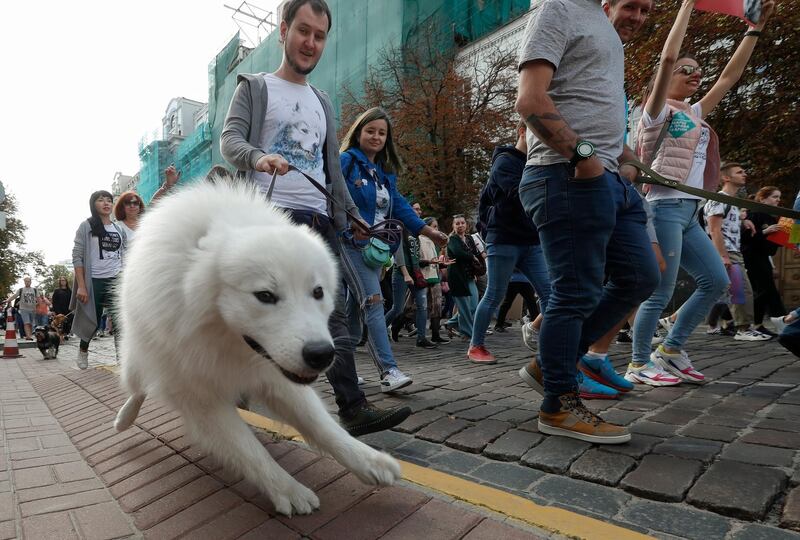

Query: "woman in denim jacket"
left=339, top=107, right=447, bottom=393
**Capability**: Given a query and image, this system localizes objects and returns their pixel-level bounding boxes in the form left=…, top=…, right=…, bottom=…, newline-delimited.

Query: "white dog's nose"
left=302, top=341, right=335, bottom=371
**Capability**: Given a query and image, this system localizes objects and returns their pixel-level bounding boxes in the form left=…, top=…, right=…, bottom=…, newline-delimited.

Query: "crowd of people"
left=24, top=0, right=796, bottom=444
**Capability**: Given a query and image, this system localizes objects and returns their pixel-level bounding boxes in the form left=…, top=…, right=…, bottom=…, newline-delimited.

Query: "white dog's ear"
left=182, top=232, right=225, bottom=314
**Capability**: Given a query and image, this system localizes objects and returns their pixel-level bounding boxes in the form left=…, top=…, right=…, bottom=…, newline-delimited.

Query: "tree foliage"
left=0, top=191, right=45, bottom=297
left=625, top=0, right=800, bottom=201
left=38, top=265, right=73, bottom=296
left=340, top=36, right=518, bottom=227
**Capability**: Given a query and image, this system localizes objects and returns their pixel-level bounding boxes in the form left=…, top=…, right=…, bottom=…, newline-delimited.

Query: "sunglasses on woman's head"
left=674, top=65, right=702, bottom=76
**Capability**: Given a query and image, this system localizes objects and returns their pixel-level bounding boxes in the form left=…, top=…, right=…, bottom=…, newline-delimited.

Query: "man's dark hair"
left=282, top=0, right=332, bottom=31
left=720, top=162, right=743, bottom=177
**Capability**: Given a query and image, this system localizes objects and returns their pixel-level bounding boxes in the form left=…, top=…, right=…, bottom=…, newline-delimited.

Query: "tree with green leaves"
left=0, top=190, right=45, bottom=298
left=39, top=265, right=73, bottom=297
left=625, top=0, right=799, bottom=200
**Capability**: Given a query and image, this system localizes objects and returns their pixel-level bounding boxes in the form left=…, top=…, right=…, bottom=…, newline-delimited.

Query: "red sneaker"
left=467, top=345, right=497, bottom=364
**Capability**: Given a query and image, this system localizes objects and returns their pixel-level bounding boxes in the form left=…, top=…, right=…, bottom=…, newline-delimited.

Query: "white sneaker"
left=521, top=322, right=539, bottom=351
left=770, top=316, right=788, bottom=335
left=706, top=326, right=721, bottom=335
left=381, top=367, right=412, bottom=392
left=624, top=360, right=681, bottom=386
left=77, top=350, right=89, bottom=370
left=734, top=329, right=771, bottom=341
left=651, top=346, right=705, bottom=383
left=357, top=376, right=365, bottom=385
left=651, top=331, right=664, bottom=346
left=658, top=317, right=674, bottom=332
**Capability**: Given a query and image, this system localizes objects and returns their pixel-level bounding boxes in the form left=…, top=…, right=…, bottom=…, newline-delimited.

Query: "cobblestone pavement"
left=287, top=324, right=800, bottom=540
left=1, top=338, right=559, bottom=540
left=43, top=328, right=800, bottom=539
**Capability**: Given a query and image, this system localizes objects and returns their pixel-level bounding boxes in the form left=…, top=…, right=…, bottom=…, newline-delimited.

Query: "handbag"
left=361, top=237, right=392, bottom=269
left=465, top=236, right=486, bottom=277
left=412, top=269, right=428, bottom=289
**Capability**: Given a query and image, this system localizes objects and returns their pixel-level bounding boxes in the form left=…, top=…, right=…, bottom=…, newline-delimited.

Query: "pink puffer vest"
left=636, top=99, right=720, bottom=192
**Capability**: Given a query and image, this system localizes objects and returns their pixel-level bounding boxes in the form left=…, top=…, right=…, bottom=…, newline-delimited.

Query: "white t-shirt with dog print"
left=254, top=73, right=328, bottom=215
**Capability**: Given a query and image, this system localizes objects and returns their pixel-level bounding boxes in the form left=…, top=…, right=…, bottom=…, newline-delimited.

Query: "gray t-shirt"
left=518, top=0, right=625, bottom=172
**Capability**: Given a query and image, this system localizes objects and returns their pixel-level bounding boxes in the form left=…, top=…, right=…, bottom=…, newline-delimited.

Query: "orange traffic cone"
left=2, top=308, right=22, bottom=359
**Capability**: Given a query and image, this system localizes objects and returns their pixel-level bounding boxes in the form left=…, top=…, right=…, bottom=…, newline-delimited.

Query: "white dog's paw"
left=348, top=447, right=402, bottom=486
left=269, top=479, right=320, bottom=516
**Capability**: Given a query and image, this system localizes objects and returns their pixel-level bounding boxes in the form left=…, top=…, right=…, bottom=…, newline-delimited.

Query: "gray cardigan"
left=220, top=72, right=360, bottom=232
left=69, top=220, right=125, bottom=341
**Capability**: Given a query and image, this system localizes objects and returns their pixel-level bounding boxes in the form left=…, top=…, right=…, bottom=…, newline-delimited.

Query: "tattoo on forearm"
left=525, top=112, right=578, bottom=155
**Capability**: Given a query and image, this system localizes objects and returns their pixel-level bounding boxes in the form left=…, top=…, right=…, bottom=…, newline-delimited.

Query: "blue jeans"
left=519, top=164, right=659, bottom=401
left=341, top=241, right=399, bottom=375
left=632, top=198, right=729, bottom=363
left=448, top=281, right=479, bottom=338
left=471, top=243, right=551, bottom=347
left=384, top=267, right=428, bottom=340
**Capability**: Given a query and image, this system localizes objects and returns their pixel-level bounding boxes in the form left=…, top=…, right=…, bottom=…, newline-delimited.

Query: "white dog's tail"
left=114, top=393, right=146, bottom=431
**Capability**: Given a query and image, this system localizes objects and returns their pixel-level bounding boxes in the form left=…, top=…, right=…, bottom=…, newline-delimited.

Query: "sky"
left=0, top=0, right=280, bottom=274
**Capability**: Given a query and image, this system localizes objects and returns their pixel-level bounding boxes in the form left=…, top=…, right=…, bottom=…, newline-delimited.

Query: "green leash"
left=624, top=159, right=800, bottom=220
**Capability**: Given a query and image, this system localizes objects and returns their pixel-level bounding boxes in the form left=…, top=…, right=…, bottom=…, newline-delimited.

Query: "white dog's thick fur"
left=114, top=181, right=400, bottom=516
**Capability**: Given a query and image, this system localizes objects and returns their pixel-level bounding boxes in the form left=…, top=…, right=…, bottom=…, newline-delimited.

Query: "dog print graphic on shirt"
left=269, top=101, right=323, bottom=172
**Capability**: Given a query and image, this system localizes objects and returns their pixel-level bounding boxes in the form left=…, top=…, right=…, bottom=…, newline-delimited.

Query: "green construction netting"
left=207, top=0, right=529, bottom=168
left=135, top=1, right=529, bottom=187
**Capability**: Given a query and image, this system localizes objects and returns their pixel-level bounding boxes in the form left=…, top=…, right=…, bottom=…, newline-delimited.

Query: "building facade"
left=135, top=1, right=531, bottom=202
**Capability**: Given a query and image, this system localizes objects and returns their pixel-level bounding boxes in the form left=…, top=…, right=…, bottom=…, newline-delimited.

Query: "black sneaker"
left=430, top=335, right=450, bottom=344
left=616, top=329, right=632, bottom=344
left=416, top=338, right=437, bottom=349
left=721, top=325, right=736, bottom=337
left=339, top=402, right=412, bottom=437
left=755, top=326, right=778, bottom=337
left=492, top=325, right=507, bottom=333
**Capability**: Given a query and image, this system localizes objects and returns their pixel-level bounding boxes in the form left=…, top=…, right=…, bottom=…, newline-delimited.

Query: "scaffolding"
left=201, top=0, right=531, bottom=167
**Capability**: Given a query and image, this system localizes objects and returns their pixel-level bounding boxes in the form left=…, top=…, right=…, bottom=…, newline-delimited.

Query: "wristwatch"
left=570, top=140, right=595, bottom=167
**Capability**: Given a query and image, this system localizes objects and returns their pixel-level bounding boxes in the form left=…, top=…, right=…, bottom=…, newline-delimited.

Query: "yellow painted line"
left=98, top=364, right=649, bottom=539
left=402, top=461, right=652, bottom=540
left=237, top=408, right=303, bottom=440
left=236, top=408, right=652, bottom=540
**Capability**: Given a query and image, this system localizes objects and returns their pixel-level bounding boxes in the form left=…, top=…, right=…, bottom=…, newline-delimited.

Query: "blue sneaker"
left=577, top=371, right=619, bottom=400
left=579, top=354, right=634, bottom=393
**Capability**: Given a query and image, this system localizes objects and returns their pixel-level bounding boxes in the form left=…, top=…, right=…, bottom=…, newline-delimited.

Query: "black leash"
left=266, top=166, right=405, bottom=247
left=625, top=159, right=800, bottom=220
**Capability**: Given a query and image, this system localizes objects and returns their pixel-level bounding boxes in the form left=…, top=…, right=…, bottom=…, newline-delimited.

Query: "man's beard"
left=286, top=50, right=318, bottom=76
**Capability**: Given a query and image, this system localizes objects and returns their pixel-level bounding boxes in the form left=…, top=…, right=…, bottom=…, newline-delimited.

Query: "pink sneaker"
left=467, top=345, right=497, bottom=364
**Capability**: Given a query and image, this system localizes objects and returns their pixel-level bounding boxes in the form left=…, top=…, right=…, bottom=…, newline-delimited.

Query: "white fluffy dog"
left=114, top=181, right=400, bottom=516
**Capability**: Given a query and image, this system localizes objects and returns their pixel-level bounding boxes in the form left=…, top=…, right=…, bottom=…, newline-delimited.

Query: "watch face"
left=577, top=141, right=595, bottom=158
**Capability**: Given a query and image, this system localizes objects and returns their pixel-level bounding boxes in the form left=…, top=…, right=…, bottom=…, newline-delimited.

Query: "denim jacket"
left=340, top=148, right=425, bottom=235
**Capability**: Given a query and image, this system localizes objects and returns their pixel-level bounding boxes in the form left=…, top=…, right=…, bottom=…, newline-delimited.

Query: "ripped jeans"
left=341, top=240, right=400, bottom=376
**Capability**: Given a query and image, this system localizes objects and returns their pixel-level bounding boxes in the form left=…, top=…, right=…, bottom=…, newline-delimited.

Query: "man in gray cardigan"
left=220, top=0, right=411, bottom=437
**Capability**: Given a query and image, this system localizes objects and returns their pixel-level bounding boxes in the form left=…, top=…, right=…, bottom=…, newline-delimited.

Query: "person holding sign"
left=628, top=0, right=775, bottom=386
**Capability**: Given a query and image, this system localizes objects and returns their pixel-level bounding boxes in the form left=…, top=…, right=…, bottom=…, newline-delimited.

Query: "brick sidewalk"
left=0, top=350, right=558, bottom=540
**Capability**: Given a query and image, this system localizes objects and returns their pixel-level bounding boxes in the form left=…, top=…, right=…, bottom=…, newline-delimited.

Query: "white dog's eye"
left=254, top=291, right=279, bottom=304
left=312, top=286, right=324, bottom=300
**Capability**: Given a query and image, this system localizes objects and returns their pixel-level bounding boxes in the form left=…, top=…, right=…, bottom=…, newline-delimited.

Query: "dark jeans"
left=497, top=282, right=539, bottom=326
left=744, top=254, right=786, bottom=325
left=286, top=209, right=366, bottom=416
left=80, top=276, right=117, bottom=352
left=708, top=303, right=732, bottom=327
left=779, top=334, right=800, bottom=357
left=519, top=164, right=659, bottom=405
